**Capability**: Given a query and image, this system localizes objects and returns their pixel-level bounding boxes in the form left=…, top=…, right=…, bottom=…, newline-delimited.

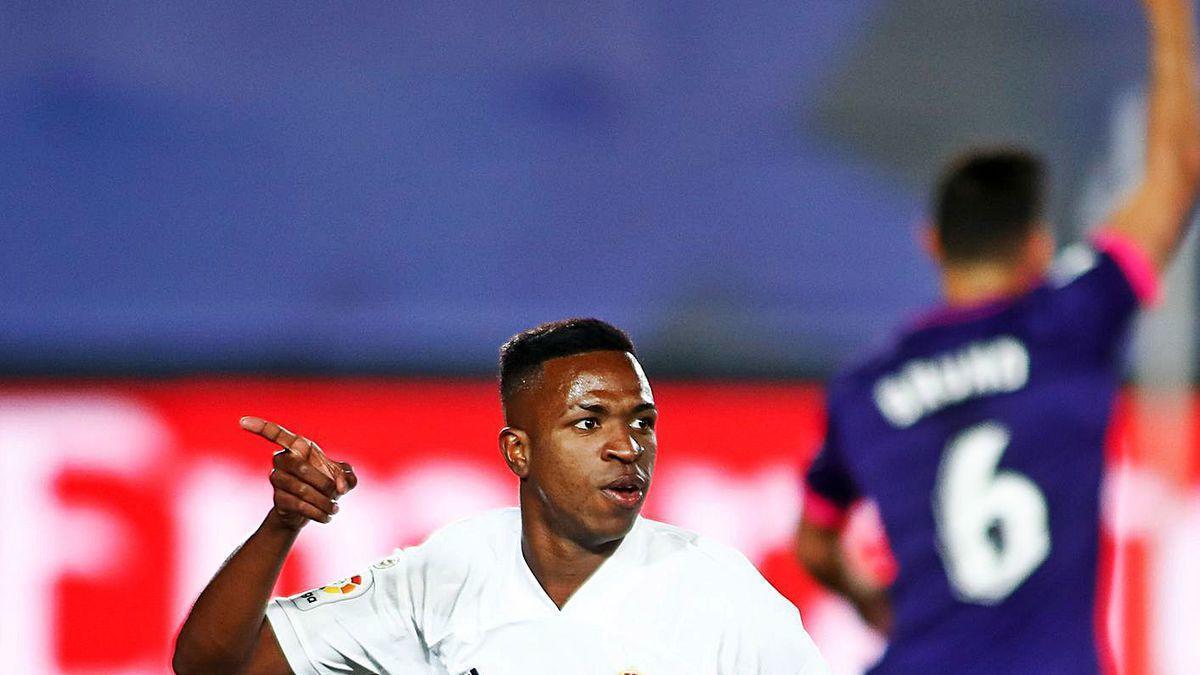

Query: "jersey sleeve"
left=265, top=553, right=437, bottom=675
left=802, top=400, right=860, bottom=530
left=1042, top=231, right=1159, bottom=364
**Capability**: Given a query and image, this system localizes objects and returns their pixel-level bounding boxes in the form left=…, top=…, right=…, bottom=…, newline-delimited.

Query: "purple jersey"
left=804, top=233, right=1157, bottom=674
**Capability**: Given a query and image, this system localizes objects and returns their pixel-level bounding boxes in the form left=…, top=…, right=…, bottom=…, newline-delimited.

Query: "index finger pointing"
left=239, top=416, right=307, bottom=455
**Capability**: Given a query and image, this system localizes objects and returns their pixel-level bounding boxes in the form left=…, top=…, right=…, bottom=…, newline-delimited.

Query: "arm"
left=1107, top=0, right=1200, bottom=272
left=173, top=516, right=297, bottom=675
left=795, top=517, right=892, bottom=634
left=172, top=417, right=355, bottom=675
left=798, top=405, right=891, bottom=632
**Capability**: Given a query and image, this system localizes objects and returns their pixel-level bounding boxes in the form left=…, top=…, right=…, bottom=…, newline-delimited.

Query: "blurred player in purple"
left=795, top=0, right=1200, bottom=672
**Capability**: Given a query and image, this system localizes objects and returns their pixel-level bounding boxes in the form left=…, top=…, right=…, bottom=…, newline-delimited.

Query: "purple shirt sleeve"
left=802, top=406, right=860, bottom=529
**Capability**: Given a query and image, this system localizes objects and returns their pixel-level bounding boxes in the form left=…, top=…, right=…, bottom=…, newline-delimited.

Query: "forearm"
left=173, top=511, right=299, bottom=674
left=1111, top=0, right=1200, bottom=268
left=1149, top=1, right=1198, bottom=128
left=1148, top=0, right=1200, bottom=187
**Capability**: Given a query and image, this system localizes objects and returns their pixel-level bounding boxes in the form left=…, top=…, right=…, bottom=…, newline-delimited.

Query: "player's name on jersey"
left=873, top=335, right=1030, bottom=428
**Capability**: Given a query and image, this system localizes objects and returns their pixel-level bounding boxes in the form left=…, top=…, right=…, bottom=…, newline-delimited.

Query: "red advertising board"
left=1, top=379, right=1195, bottom=673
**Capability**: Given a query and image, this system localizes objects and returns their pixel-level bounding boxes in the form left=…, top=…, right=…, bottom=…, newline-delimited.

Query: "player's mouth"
left=600, top=474, right=647, bottom=509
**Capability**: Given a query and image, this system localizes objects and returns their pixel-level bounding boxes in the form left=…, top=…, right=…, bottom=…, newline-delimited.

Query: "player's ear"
left=920, top=221, right=945, bottom=264
left=1025, top=224, right=1055, bottom=272
left=499, top=427, right=532, bottom=478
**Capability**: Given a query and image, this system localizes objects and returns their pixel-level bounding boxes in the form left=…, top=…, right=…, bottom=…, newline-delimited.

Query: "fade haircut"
left=934, top=148, right=1046, bottom=264
left=498, top=318, right=636, bottom=418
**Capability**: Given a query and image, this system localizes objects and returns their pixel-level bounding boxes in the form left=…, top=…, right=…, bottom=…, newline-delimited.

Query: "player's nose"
left=603, top=432, right=643, bottom=464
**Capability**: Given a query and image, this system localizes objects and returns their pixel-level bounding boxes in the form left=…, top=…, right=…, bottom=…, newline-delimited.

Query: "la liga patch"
left=322, top=575, right=364, bottom=595
left=288, top=569, right=374, bottom=612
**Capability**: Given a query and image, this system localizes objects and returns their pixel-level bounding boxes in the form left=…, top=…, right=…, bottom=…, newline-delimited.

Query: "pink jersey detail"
left=1092, top=230, right=1161, bottom=306
left=802, top=488, right=849, bottom=529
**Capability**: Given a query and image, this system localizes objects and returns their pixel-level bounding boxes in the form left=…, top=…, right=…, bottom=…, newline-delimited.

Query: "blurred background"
left=2, top=1, right=1198, bottom=673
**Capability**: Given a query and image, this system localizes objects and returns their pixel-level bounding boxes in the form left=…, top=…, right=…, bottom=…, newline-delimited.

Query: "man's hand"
left=796, top=516, right=893, bottom=636
left=174, top=418, right=357, bottom=674
left=848, top=583, right=893, bottom=636
left=240, top=416, right=358, bottom=531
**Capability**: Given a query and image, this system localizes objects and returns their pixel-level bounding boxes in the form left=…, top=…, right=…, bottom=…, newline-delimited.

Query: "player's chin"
left=585, top=516, right=637, bottom=546
left=591, top=493, right=643, bottom=533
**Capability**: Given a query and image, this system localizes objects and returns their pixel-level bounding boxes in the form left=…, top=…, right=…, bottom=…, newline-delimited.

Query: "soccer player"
left=173, top=318, right=829, bottom=675
left=795, top=0, right=1200, bottom=672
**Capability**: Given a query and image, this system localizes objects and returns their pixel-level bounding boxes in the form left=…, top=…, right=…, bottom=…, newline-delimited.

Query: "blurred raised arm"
left=1108, top=0, right=1200, bottom=272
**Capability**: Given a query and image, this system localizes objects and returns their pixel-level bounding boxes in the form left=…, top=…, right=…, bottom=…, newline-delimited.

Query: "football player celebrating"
left=174, top=318, right=829, bottom=674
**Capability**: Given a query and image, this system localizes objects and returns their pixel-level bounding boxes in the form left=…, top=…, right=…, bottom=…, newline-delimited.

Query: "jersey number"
left=933, top=422, right=1050, bottom=604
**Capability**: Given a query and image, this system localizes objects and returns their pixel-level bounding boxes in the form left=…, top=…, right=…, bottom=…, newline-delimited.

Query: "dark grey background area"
left=0, top=1, right=1165, bottom=377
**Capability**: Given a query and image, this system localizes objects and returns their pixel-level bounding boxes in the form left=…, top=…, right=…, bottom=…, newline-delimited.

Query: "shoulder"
left=638, top=518, right=744, bottom=571
left=634, top=520, right=824, bottom=669
left=399, top=507, right=519, bottom=582
left=1024, top=237, right=1144, bottom=351
left=416, top=507, right=519, bottom=554
left=1048, top=237, right=1146, bottom=305
left=637, top=519, right=801, bottom=617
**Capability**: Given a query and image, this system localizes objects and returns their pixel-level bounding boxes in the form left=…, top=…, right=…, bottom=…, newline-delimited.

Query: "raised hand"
left=240, top=416, right=359, bottom=530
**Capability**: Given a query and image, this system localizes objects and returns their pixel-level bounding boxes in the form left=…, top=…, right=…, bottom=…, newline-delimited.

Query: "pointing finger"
left=240, top=416, right=310, bottom=457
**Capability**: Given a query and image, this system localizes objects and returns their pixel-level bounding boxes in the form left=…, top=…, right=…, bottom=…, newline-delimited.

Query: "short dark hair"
left=934, top=148, right=1046, bottom=263
left=498, top=318, right=636, bottom=416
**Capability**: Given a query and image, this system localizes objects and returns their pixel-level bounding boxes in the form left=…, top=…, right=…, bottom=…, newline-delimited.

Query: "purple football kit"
left=804, top=232, right=1158, bottom=674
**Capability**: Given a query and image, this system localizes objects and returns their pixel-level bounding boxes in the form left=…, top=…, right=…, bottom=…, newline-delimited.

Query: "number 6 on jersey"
left=934, top=422, right=1050, bottom=604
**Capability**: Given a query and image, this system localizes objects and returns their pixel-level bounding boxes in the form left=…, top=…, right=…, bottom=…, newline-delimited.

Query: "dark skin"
left=172, top=418, right=356, bottom=675
left=499, top=350, right=658, bottom=608
left=173, top=349, right=656, bottom=674
left=795, top=519, right=892, bottom=634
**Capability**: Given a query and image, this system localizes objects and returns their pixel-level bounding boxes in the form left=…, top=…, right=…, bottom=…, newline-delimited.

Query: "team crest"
left=372, top=555, right=400, bottom=570
left=288, top=569, right=374, bottom=611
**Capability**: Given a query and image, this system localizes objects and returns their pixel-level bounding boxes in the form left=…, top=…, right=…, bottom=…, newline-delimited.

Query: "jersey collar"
left=512, top=516, right=649, bottom=617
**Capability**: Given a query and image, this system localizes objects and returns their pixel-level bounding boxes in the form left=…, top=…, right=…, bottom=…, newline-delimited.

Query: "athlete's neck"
left=519, top=511, right=622, bottom=609
left=939, top=262, right=1039, bottom=307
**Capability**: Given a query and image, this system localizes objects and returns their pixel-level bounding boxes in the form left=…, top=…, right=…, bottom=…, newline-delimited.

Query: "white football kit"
left=267, top=508, right=829, bottom=675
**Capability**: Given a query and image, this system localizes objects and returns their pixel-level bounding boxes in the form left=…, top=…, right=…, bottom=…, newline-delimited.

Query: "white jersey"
left=267, top=508, right=829, bottom=675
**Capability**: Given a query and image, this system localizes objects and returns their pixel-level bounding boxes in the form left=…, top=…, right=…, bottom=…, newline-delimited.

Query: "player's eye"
left=573, top=418, right=599, bottom=431
left=631, top=417, right=655, bottom=431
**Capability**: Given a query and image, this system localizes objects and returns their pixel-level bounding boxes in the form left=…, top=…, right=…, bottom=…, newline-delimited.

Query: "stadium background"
left=2, top=2, right=1198, bottom=673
